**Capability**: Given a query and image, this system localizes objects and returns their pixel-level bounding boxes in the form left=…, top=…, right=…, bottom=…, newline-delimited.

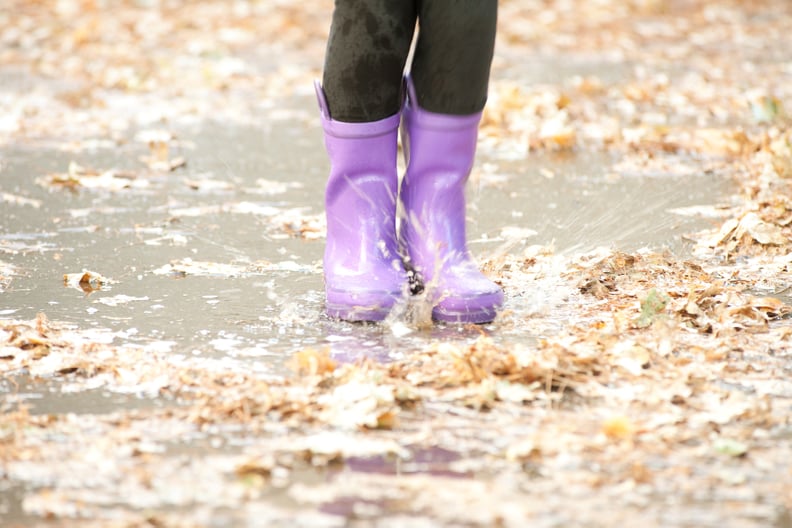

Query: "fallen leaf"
left=289, top=348, right=336, bottom=377
left=602, top=416, right=635, bottom=440
left=713, top=438, right=748, bottom=457
left=63, top=270, right=113, bottom=293
left=635, top=289, right=670, bottom=328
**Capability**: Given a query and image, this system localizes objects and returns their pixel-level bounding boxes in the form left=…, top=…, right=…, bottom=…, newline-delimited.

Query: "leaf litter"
left=3, top=0, right=792, bottom=526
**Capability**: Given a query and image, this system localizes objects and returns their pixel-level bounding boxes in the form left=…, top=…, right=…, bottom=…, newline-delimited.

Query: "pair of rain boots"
left=316, top=79, right=503, bottom=324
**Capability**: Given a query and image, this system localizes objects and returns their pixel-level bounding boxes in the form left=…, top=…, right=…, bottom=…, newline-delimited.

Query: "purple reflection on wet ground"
left=341, top=446, right=470, bottom=479
left=319, top=446, right=471, bottom=517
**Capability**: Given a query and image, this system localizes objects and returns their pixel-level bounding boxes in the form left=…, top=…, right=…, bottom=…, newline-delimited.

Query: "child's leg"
left=322, top=0, right=417, bottom=122
left=411, top=0, right=497, bottom=114
left=316, top=0, right=418, bottom=322
left=398, top=0, right=502, bottom=324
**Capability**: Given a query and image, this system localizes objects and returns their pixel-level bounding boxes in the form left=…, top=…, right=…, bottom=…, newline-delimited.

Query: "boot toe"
left=431, top=285, right=504, bottom=324
left=325, top=288, right=402, bottom=322
left=325, top=271, right=406, bottom=322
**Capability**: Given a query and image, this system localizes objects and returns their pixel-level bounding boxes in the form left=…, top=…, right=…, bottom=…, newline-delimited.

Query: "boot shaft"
left=401, top=78, right=482, bottom=187
left=397, top=77, right=503, bottom=323
left=315, top=81, right=405, bottom=321
left=399, top=77, right=483, bottom=266
left=316, top=80, right=401, bottom=194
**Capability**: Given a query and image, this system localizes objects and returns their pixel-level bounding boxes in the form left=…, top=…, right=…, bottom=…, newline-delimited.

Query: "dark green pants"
left=322, top=0, right=498, bottom=122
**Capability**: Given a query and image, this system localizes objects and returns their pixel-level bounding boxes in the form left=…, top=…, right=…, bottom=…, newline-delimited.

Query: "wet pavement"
left=1, top=95, right=735, bottom=376
left=0, top=90, right=738, bottom=426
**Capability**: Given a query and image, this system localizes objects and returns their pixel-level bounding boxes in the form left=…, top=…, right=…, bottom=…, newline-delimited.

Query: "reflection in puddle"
left=319, top=447, right=471, bottom=519
left=341, top=446, right=470, bottom=479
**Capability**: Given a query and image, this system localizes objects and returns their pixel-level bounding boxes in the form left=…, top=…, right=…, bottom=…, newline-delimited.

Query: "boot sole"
left=326, top=304, right=392, bottom=322
left=431, top=291, right=504, bottom=324
left=432, top=306, right=499, bottom=324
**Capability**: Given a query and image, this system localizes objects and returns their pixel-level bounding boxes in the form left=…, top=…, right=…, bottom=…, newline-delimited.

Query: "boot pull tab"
left=314, top=80, right=331, bottom=119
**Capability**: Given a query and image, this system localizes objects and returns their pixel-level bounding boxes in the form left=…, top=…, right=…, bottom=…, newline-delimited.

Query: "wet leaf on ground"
left=63, top=270, right=114, bottom=293
left=39, top=161, right=143, bottom=191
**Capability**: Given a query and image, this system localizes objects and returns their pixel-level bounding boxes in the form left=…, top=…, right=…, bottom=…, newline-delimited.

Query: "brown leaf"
left=289, top=348, right=336, bottom=377
left=63, top=270, right=112, bottom=293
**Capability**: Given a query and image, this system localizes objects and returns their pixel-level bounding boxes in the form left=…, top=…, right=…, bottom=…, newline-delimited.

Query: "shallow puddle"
left=1, top=95, right=737, bottom=404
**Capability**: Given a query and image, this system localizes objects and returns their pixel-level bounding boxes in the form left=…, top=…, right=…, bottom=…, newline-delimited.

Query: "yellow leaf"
left=289, top=348, right=336, bottom=376
left=602, top=416, right=635, bottom=440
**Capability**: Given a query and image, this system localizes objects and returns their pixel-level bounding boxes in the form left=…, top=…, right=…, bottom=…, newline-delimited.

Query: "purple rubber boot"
left=399, top=78, right=504, bottom=324
left=315, top=81, right=407, bottom=322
